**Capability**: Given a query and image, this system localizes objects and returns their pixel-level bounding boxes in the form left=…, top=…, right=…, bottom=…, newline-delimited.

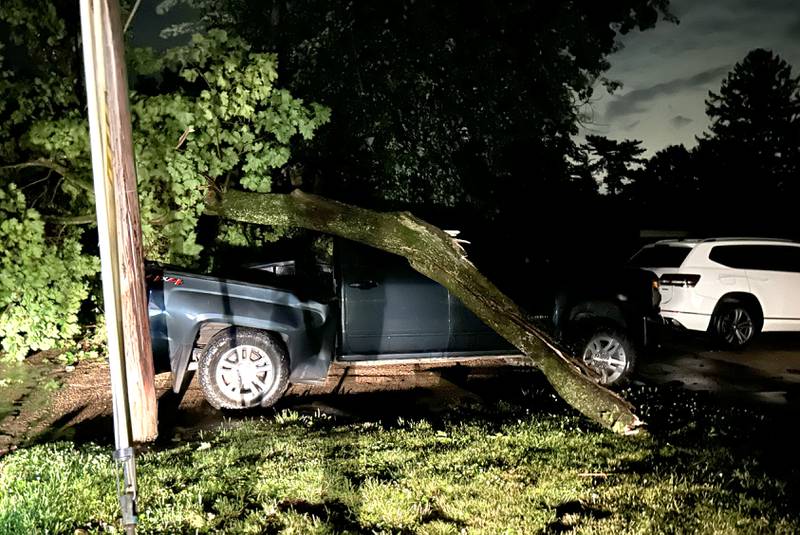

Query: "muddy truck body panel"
left=147, top=269, right=336, bottom=393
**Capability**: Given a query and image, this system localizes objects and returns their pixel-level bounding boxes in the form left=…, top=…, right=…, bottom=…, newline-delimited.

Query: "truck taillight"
left=660, top=274, right=701, bottom=287
left=650, top=278, right=661, bottom=308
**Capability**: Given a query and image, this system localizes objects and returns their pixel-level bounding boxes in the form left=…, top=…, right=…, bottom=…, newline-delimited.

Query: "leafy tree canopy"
left=0, top=2, right=329, bottom=359
left=167, top=0, right=675, bottom=211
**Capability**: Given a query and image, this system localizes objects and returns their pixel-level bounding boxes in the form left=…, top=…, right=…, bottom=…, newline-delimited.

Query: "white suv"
left=629, top=238, right=800, bottom=347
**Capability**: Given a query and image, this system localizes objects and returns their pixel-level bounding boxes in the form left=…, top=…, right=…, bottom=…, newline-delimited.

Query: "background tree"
left=581, top=135, right=646, bottom=197
left=696, top=48, right=800, bottom=233
left=629, top=144, right=698, bottom=227
left=168, top=0, right=674, bottom=212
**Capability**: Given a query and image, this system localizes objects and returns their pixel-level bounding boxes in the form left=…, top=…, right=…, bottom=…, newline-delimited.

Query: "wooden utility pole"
left=79, top=0, right=156, bottom=529
left=81, top=0, right=157, bottom=443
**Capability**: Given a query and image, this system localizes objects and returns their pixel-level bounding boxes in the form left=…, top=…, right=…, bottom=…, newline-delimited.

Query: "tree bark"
left=209, top=189, right=645, bottom=435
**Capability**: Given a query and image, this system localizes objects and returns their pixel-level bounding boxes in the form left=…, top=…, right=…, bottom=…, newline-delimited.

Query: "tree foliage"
left=168, top=0, right=675, bottom=211
left=621, top=49, right=800, bottom=234
left=631, top=144, right=696, bottom=213
left=130, top=29, right=330, bottom=261
left=700, top=48, right=800, bottom=201
left=581, top=135, right=646, bottom=197
left=0, top=0, right=82, bottom=163
left=0, top=184, right=98, bottom=359
left=0, top=3, right=329, bottom=359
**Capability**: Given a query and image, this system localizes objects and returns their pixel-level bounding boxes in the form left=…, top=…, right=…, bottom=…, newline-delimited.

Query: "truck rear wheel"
left=198, top=328, right=289, bottom=409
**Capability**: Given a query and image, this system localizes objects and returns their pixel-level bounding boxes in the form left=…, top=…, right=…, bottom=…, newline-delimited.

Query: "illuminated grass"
left=0, top=387, right=798, bottom=534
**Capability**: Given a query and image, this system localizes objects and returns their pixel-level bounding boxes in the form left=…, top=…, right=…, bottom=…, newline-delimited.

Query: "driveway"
left=638, top=330, right=800, bottom=411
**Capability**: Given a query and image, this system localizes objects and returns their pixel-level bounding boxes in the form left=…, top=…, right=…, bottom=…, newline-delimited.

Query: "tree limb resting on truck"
left=207, top=188, right=645, bottom=435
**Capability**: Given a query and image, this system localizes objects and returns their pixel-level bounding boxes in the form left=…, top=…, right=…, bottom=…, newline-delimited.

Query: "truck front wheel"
left=198, top=328, right=290, bottom=409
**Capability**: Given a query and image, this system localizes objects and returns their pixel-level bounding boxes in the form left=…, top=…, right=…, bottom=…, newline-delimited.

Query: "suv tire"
left=711, top=301, right=759, bottom=348
left=198, top=327, right=290, bottom=409
left=579, top=327, right=636, bottom=386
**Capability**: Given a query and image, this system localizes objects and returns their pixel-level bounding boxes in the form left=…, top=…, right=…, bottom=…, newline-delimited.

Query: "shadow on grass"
left=542, top=500, right=612, bottom=534
left=277, top=498, right=367, bottom=533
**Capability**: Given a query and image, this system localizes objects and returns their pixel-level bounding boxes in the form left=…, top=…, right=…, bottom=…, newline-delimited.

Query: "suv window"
left=710, top=245, right=800, bottom=272
left=629, top=245, right=692, bottom=268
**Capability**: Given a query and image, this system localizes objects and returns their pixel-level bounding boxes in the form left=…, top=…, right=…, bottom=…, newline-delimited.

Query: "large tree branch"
left=208, top=189, right=645, bottom=435
left=44, top=213, right=96, bottom=225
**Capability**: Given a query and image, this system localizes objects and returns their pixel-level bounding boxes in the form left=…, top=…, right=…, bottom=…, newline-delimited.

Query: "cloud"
left=605, top=65, right=730, bottom=120
left=738, top=0, right=800, bottom=11
left=788, top=16, right=800, bottom=38
left=677, top=0, right=800, bottom=49
left=623, top=120, right=640, bottom=131
left=670, top=115, right=693, bottom=128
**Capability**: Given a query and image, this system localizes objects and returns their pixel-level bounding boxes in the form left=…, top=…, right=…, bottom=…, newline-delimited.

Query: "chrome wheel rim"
left=581, top=335, right=628, bottom=384
left=215, top=344, right=275, bottom=406
left=720, top=307, right=753, bottom=346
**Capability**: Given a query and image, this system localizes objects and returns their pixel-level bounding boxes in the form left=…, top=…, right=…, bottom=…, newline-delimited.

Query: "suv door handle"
left=349, top=280, right=377, bottom=290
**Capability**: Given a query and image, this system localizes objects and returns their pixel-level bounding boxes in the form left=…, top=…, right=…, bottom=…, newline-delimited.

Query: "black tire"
left=711, top=301, right=759, bottom=348
left=578, top=327, right=636, bottom=386
left=198, top=327, right=289, bottom=409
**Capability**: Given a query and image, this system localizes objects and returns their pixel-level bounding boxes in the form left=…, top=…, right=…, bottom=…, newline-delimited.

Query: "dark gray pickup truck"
left=147, top=239, right=660, bottom=409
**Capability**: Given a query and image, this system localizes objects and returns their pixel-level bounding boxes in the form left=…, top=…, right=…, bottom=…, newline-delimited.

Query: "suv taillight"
left=660, top=274, right=701, bottom=287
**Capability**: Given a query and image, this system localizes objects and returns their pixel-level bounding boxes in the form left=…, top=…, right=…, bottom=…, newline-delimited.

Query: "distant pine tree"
left=582, top=135, right=645, bottom=197
left=701, top=49, right=800, bottom=200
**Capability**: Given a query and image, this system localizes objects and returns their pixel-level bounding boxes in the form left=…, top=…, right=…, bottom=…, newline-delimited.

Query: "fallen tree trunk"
left=209, top=189, right=645, bottom=435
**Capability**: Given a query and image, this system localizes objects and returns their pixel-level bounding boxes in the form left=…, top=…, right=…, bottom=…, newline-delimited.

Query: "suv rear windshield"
left=629, top=245, right=692, bottom=268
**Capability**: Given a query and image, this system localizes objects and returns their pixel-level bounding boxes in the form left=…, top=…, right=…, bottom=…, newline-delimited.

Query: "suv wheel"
left=198, top=328, right=290, bottom=409
left=580, top=328, right=636, bottom=386
left=711, top=302, right=758, bottom=348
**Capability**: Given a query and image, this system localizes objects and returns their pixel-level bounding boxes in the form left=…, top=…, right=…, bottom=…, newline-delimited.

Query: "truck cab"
left=147, top=238, right=658, bottom=410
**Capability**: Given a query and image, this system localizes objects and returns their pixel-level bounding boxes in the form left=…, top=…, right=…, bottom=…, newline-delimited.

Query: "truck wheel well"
left=194, top=323, right=289, bottom=360
left=196, top=322, right=232, bottom=348
left=568, top=301, right=627, bottom=329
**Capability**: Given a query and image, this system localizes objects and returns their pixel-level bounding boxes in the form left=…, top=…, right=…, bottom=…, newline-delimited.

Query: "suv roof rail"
left=699, top=237, right=799, bottom=244
left=654, top=238, right=701, bottom=244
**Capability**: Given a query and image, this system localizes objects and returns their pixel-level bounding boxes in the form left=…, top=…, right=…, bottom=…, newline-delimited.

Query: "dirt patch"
left=0, top=355, right=538, bottom=453
left=0, top=357, right=181, bottom=454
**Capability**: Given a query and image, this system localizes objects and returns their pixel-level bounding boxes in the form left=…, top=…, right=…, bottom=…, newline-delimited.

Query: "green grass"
left=1, top=384, right=798, bottom=534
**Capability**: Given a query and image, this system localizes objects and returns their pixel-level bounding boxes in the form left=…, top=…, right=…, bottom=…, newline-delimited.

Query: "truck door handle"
left=349, top=280, right=377, bottom=290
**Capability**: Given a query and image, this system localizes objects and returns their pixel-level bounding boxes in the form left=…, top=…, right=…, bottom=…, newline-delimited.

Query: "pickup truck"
left=147, top=239, right=661, bottom=409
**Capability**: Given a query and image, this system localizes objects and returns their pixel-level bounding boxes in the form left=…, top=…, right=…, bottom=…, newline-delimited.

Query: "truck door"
left=339, top=241, right=449, bottom=357
left=447, top=294, right=516, bottom=354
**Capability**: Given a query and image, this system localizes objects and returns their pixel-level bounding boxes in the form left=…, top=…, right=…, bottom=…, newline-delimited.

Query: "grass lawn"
left=0, top=380, right=798, bottom=534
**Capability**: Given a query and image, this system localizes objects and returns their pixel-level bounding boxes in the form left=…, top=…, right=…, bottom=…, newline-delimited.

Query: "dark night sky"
left=586, top=0, right=800, bottom=154
left=132, top=0, right=800, bottom=156
left=129, top=0, right=196, bottom=49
